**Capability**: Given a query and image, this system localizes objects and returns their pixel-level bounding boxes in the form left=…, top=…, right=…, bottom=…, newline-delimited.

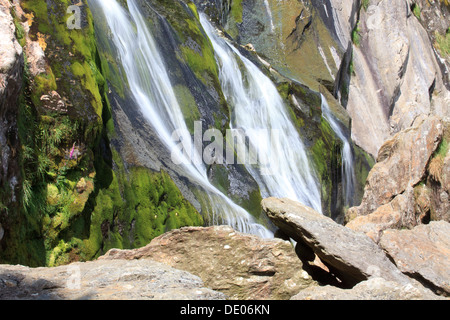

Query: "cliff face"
left=0, top=0, right=207, bottom=267
left=218, top=0, right=449, bottom=158
left=344, top=0, right=450, bottom=157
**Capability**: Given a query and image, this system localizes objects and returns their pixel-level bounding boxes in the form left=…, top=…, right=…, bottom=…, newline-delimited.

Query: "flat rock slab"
left=101, top=226, right=316, bottom=300
left=379, top=221, right=450, bottom=296
left=291, top=277, right=442, bottom=300
left=262, top=197, right=411, bottom=287
left=0, top=259, right=225, bottom=300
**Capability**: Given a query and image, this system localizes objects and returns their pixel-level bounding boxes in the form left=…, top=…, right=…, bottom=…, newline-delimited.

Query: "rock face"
left=291, top=277, right=442, bottom=300
left=223, top=0, right=450, bottom=159
left=348, top=117, right=444, bottom=219
left=0, top=259, right=225, bottom=300
left=347, top=118, right=450, bottom=240
left=100, top=226, right=316, bottom=300
left=0, top=0, right=23, bottom=207
left=261, top=197, right=411, bottom=287
left=379, top=221, right=450, bottom=296
left=346, top=187, right=415, bottom=243
left=345, top=0, right=450, bottom=157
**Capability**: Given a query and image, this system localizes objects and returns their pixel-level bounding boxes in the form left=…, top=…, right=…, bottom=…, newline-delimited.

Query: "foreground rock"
left=262, top=197, right=411, bottom=287
left=101, top=226, right=316, bottom=300
left=379, top=221, right=450, bottom=296
left=0, top=259, right=225, bottom=300
left=291, top=277, right=443, bottom=300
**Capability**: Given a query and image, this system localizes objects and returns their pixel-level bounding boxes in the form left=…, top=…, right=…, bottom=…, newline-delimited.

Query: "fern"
left=22, top=179, right=33, bottom=211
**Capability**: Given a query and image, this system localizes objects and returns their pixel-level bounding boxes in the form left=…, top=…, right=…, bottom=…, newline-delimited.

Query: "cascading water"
left=263, top=0, right=275, bottom=33
left=200, top=14, right=323, bottom=214
left=320, top=95, right=356, bottom=207
left=89, top=0, right=272, bottom=238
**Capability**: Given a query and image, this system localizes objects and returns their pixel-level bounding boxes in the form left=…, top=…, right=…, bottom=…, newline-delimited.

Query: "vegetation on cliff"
left=0, top=0, right=204, bottom=267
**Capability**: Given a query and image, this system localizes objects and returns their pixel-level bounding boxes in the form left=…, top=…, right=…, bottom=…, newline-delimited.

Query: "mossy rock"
left=46, top=184, right=60, bottom=206
left=53, top=145, right=204, bottom=265
left=2, top=0, right=108, bottom=267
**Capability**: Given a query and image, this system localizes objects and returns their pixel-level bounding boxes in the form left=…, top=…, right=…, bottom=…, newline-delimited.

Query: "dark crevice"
left=428, top=77, right=436, bottom=101
left=249, top=270, right=276, bottom=277
left=404, top=271, right=448, bottom=297
left=294, top=240, right=348, bottom=289
left=382, top=247, right=448, bottom=297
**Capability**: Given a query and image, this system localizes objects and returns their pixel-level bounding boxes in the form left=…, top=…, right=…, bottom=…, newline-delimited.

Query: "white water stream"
left=90, top=0, right=273, bottom=238
left=200, top=14, right=323, bottom=213
left=321, top=95, right=356, bottom=207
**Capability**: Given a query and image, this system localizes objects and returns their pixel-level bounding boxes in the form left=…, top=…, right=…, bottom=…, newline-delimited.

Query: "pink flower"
left=69, top=143, right=75, bottom=159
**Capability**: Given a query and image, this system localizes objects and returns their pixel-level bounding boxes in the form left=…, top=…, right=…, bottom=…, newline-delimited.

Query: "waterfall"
left=200, top=14, right=323, bottom=214
left=320, top=95, right=356, bottom=207
left=263, top=0, right=275, bottom=33
left=90, top=0, right=273, bottom=238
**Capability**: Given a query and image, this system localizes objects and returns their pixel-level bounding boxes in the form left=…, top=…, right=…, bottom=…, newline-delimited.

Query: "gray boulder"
left=0, top=259, right=226, bottom=300
left=379, top=221, right=450, bottom=296
left=291, top=277, right=442, bottom=300
left=262, top=197, right=411, bottom=287
left=101, top=226, right=316, bottom=300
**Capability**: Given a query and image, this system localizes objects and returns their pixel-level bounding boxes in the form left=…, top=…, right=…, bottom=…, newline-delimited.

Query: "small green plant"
left=412, top=3, right=421, bottom=20
left=362, top=0, right=370, bottom=11
left=435, top=28, right=450, bottom=58
left=349, top=59, right=355, bottom=76
left=352, top=22, right=361, bottom=46
left=22, top=179, right=33, bottom=211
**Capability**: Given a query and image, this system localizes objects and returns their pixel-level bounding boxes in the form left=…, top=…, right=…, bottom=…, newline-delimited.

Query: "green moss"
left=412, top=3, right=421, bottom=20
left=361, top=0, right=370, bottom=11
left=310, top=121, right=334, bottom=180
left=435, top=28, right=450, bottom=58
left=32, top=71, right=57, bottom=106
left=2, top=0, right=107, bottom=267
left=277, top=82, right=291, bottom=100
left=432, top=138, right=448, bottom=162
left=46, top=184, right=60, bottom=206
left=59, top=147, right=204, bottom=263
left=179, top=30, right=220, bottom=86
left=187, top=2, right=200, bottom=20
left=22, top=0, right=103, bottom=119
left=352, top=22, right=361, bottom=46
left=13, top=15, right=26, bottom=47
left=352, top=144, right=374, bottom=202
left=148, top=0, right=220, bottom=86
left=227, top=0, right=243, bottom=38
left=174, top=84, right=201, bottom=134
left=230, top=0, right=243, bottom=23
left=127, top=167, right=203, bottom=246
left=71, top=61, right=104, bottom=117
